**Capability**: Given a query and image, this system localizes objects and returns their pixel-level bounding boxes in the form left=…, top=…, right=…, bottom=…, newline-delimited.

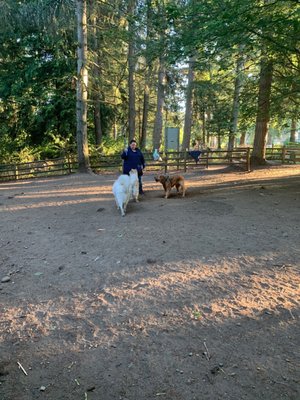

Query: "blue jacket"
left=121, top=147, right=145, bottom=175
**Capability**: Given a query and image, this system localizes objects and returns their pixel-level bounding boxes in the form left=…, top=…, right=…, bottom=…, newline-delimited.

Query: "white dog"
left=129, top=169, right=139, bottom=202
left=112, top=174, right=131, bottom=216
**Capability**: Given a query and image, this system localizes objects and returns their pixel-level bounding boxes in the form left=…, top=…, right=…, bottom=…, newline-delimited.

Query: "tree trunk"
left=153, top=58, right=165, bottom=150
left=251, top=59, right=273, bottom=165
left=76, top=0, right=90, bottom=172
left=228, top=48, right=244, bottom=152
left=206, top=110, right=211, bottom=146
left=202, top=111, right=206, bottom=145
left=290, top=118, right=297, bottom=143
left=140, top=0, right=152, bottom=149
left=128, top=0, right=136, bottom=142
left=113, top=121, right=117, bottom=139
left=94, top=103, right=102, bottom=146
left=137, top=99, right=142, bottom=143
left=91, top=13, right=103, bottom=147
left=141, top=79, right=150, bottom=149
left=182, top=57, right=195, bottom=150
left=217, top=131, right=221, bottom=149
left=240, top=132, right=246, bottom=146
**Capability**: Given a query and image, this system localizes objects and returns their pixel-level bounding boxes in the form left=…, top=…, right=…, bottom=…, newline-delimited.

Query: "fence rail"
left=91, top=148, right=251, bottom=173
left=0, top=145, right=299, bottom=182
left=0, top=157, right=73, bottom=181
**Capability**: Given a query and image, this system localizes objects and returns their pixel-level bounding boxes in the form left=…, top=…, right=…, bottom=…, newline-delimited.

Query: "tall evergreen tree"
left=76, top=0, right=90, bottom=172
left=127, top=0, right=137, bottom=141
left=182, top=56, right=195, bottom=150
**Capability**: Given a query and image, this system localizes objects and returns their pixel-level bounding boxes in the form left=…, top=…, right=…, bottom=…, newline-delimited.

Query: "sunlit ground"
left=1, top=256, right=299, bottom=351
left=0, top=165, right=299, bottom=399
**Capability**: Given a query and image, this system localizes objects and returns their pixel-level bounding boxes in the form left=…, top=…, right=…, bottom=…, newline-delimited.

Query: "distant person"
left=189, top=140, right=202, bottom=164
left=121, top=139, right=145, bottom=194
left=153, top=148, right=162, bottom=161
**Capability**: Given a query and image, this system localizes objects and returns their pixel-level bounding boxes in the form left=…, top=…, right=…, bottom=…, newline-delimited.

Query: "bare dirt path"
left=0, top=165, right=299, bottom=400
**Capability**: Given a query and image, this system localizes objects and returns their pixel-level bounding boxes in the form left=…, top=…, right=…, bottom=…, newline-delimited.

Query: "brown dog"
left=154, top=174, right=186, bottom=198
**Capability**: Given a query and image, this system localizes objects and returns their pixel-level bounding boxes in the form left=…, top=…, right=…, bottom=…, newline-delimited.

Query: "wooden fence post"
left=282, top=146, right=286, bottom=164
left=206, top=150, right=209, bottom=169
left=67, top=154, right=72, bottom=174
left=164, top=153, right=168, bottom=174
left=184, top=149, right=187, bottom=172
left=14, top=165, right=19, bottom=180
left=246, top=147, right=251, bottom=172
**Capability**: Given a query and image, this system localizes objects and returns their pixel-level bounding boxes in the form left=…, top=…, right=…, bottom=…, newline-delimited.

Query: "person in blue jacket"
left=121, top=139, right=146, bottom=194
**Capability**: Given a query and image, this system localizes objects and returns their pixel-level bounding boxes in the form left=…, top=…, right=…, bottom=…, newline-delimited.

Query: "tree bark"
left=251, top=58, right=273, bottom=165
left=217, top=131, right=221, bottom=149
left=76, top=0, right=90, bottom=172
left=140, top=0, right=152, bottom=149
left=202, top=111, right=206, bottom=146
left=91, top=13, right=103, bottom=146
left=228, top=48, right=244, bottom=152
left=182, top=57, right=195, bottom=150
left=94, top=103, right=103, bottom=146
left=240, top=132, right=246, bottom=146
left=141, top=79, right=150, bottom=149
left=113, top=121, right=117, bottom=140
left=290, top=118, right=297, bottom=143
left=152, top=58, right=165, bottom=150
left=206, top=110, right=211, bottom=146
left=128, top=0, right=136, bottom=142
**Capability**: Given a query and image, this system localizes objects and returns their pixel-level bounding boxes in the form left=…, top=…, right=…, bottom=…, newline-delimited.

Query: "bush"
left=89, top=136, right=125, bottom=156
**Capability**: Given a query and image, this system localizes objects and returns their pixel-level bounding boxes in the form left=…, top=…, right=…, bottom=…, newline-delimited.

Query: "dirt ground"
left=0, top=164, right=299, bottom=400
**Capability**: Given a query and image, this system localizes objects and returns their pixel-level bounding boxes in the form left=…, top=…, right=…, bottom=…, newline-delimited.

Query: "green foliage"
left=0, top=129, right=75, bottom=163
left=89, top=137, right=125, bottom=156
left=0, top=0, right=77, bottom=157
left=0, top=0, right=299, bottom=162
left=0, top=134, right=16, bottom=164
left=181, top=0, right=299, bottom=142
left=0, top=130, right=34, bottom=164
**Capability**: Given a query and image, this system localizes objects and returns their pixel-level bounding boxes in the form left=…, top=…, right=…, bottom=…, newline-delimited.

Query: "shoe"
left=139, top=190, right=145, bottom=195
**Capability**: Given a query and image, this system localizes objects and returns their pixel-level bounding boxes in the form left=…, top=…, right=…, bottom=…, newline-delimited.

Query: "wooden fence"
left=0, top=157, right=73, bottom=182
left=0, top=145, right=299, bottom=182
left=90, top=147, right=251, bottom=173
left=281, top=145, right=300, bottom=164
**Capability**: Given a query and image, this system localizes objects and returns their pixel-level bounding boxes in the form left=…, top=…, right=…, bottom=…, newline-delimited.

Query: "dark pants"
left=138, top=175, right=143, bottom=194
